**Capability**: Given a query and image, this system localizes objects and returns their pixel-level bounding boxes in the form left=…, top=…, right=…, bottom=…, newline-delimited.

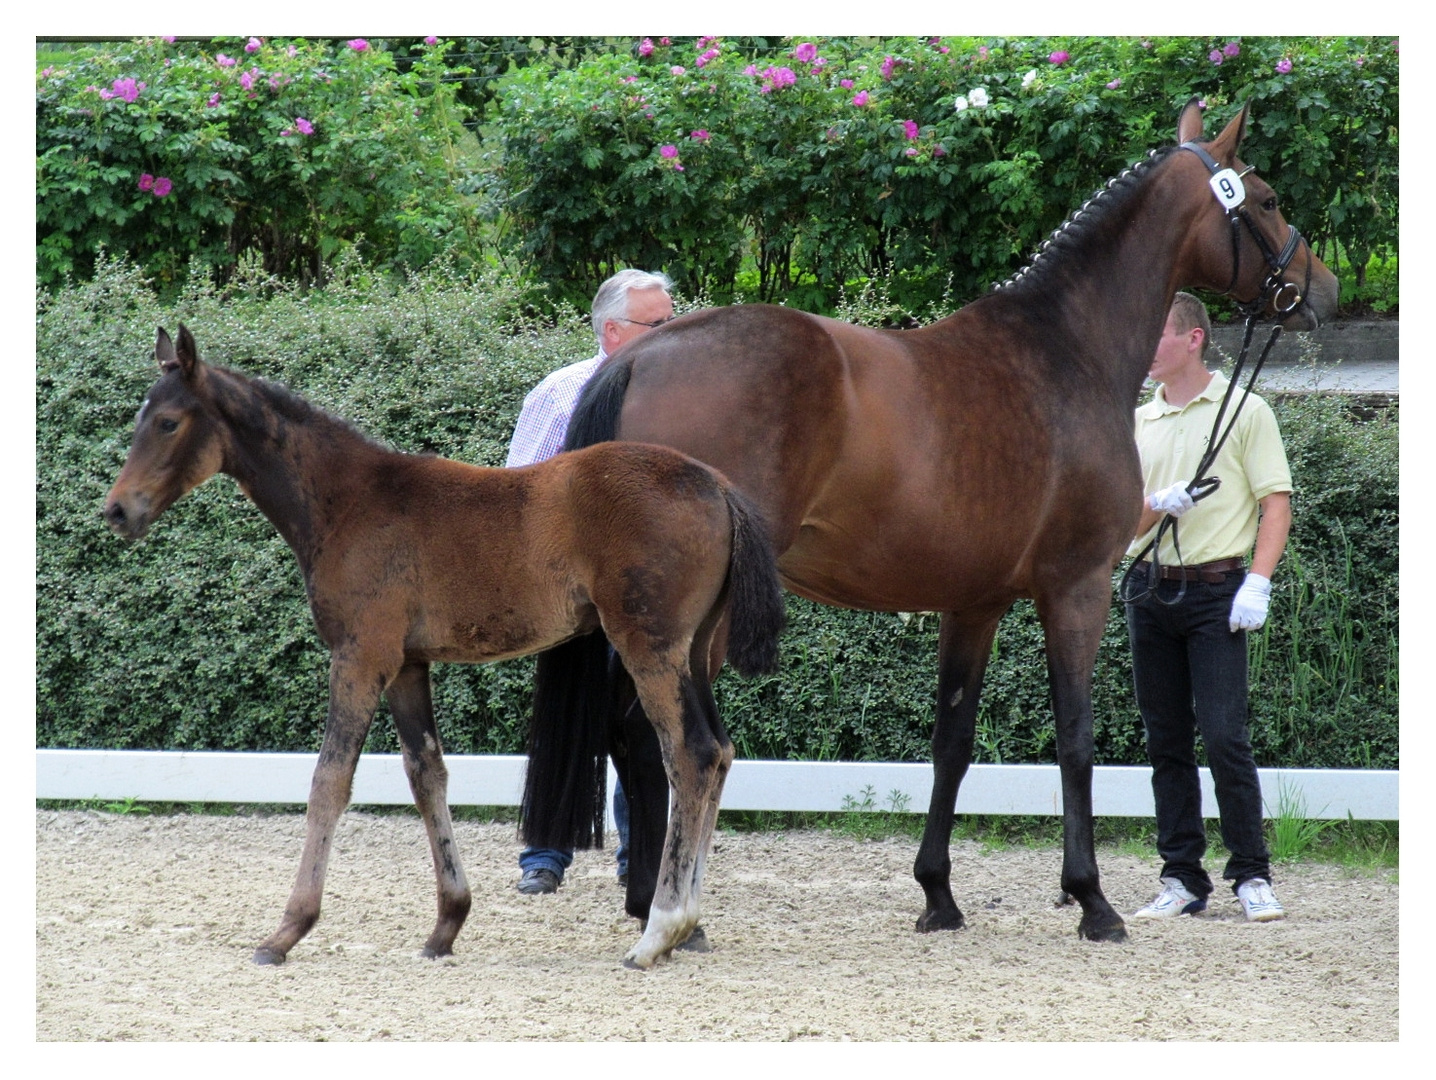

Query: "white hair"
left=591, top=269, right=673, bottom=341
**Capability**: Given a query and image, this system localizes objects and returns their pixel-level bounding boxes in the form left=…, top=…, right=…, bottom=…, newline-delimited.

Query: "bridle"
left=1178, top=140, right=1312, bottom=318
left=1119, top=140, right=1313, bottom=608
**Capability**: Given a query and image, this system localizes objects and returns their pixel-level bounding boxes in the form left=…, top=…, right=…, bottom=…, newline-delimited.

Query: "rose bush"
left=488, top=35, right=1398, bottom=312
left=36, top=36, right=486, bottom=288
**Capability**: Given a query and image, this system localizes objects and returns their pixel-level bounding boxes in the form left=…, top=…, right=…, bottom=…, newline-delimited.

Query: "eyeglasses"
left=617, top=316, right=675, bottom=328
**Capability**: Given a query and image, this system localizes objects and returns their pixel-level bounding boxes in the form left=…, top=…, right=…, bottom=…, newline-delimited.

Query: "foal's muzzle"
left=103, top=495, right=151, bottom=540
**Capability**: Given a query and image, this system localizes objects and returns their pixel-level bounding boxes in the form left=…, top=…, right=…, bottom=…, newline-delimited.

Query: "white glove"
left=1147, top=481, right=1195, bottom=518
left=1229, top=573, right=1271, bottom=632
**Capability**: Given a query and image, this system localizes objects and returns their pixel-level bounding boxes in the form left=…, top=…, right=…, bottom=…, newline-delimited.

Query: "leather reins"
left=1119, top=142, right=1313, bottom=608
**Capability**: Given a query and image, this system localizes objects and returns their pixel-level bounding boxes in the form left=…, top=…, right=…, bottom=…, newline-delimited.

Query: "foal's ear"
left=157, top=324, right=203, bottom=380
left=155, top=326, right=179, bottom=373
left=1176, top=97, right=1205, bottom=145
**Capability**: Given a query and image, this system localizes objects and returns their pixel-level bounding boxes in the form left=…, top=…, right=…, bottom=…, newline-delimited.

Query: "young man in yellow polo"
left=1126, top=292, right=1291, bottom=923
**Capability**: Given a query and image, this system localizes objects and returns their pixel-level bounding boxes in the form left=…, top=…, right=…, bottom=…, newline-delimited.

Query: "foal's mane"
left=991, top=143, right=1180, bottom=296
left=209, top=363, right=393, bottom=455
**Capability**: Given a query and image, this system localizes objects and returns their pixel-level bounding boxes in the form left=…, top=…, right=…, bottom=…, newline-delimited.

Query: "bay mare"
left=102, top=326, right=785, bottom=969
left=538, top=101, right=1339, bottom=945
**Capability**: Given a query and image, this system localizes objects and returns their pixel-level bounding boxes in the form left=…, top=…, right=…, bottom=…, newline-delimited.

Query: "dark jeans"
left=1126, top=568, right=1271, bottom=898
left=519, top=775, right=629, bottom=881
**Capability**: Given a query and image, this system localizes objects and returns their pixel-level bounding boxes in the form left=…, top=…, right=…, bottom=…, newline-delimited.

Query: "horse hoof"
left=1054, top=891, right=1076, bottom=907
left=1078, top=914, right=1129, bottom=943
left=420, top=944, right=454, bottom=960
left=622, top=950, right=660, bottom=971
left=915, top=908, right=966, bottom=933
left=252, top=947, right=287, bottom=966
left=677, top=925, right=711, bottom=953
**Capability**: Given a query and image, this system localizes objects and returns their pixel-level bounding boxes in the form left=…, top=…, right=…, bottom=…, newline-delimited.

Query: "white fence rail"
left=35, top=750, right=1399, bottom=820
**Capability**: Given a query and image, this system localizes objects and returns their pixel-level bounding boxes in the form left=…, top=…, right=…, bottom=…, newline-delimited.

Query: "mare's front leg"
left=914, top=613, right=1001, bottom=932
left=253, top=651, right=385, bottom=965
left=622, top=663, right=731, bottom=969
left=387, top=661, right=472, bottom=958
left=1039, top=575, right=1127, bottom=943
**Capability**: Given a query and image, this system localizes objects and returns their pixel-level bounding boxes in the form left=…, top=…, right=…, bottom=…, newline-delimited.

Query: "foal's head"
left=104, top=325, right=225, bottom=540
left=1175, top=100, right=1339, bottom=330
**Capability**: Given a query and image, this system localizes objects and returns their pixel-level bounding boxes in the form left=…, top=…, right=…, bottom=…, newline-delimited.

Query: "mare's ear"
left=1176, top=97, right=1205, bottom=144
left=155, top=327, right=180, bottom=373
left=1208, top=102, right=1250, bottom=161
left=174, top=324, right=203, bottom=381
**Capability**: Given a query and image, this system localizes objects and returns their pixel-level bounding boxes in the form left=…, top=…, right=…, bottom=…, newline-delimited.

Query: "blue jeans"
left=519, top=775, right=629, bottom=882
left=1126, top=568, right=1272, bottom=898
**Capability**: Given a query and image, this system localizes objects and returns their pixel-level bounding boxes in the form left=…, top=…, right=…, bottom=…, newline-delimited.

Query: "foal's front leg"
left=387, top=661, right=472, bottom=958
left=253, top=653, right=383, bottom=965
left=384, top=663, right=468, bottom=959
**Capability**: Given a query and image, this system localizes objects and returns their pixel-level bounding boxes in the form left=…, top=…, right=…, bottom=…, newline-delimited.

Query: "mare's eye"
left=158, top=417, right=179, bottom=434
left=1262, top=196, right=1278, bottom=212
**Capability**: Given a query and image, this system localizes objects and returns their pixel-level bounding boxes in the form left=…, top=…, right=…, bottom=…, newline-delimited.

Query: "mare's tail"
left=520, top=356, right=634, bottom=851
left=720, top=486, right=786, bottom=677
left=562, top=356, right=632, bottom=450
left=521, top=632, right=615, bottom=850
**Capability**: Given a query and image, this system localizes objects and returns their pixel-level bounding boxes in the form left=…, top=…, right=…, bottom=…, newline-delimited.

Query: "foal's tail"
left=521, top=356, right=783, bottom=852
left=720, top=485, right=786, bottom=677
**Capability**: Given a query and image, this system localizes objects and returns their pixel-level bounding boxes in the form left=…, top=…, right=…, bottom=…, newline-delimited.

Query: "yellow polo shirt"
left=1128, top=371, right=1292, bottom=565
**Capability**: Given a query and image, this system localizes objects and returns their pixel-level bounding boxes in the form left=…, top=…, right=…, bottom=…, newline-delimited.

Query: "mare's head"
left=1174, top=99, right=1338, bottom=329
left=104, top=325, right=225, bottom=540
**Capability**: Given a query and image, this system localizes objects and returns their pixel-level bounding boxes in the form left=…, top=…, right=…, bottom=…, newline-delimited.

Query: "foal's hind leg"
left=914, top=613, right=1001, bottom=933
left=254, top=652, right=385, bottom=965
left=387, top=661, right=472, bottom=958
left=622, top=661, right=730, bottom=969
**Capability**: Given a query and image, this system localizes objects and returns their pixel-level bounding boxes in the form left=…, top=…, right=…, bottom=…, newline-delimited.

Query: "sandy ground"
left=35, top=808, right=1397, bottom=1043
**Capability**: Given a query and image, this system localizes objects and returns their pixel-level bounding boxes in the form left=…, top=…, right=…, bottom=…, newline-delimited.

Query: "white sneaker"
left=1236, top=878, right=1286, bottom=922
left=1132, top=876, right=1207, bottom=918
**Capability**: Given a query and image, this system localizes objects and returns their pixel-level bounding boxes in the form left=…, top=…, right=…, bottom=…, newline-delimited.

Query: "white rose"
left=1022, top=68, right=1037, bottom=88
left=954, top=95, right=969, bottom=111
left=969, top=86, right=989, bottom=107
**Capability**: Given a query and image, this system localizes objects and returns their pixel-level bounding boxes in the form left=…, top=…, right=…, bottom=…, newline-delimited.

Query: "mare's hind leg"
left=622, top=660, right=731, bottom=969
left=254, top=652, right=386, bottom=965
left=1038, top=576, right=1127, bottom=943
left=387, top=661, right=472, bottom=958
left=914, top=613, right=1001, bottom=932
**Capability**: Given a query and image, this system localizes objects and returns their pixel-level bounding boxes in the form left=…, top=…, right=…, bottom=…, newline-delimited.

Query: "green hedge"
left=36, top=259, right=1397, bottom=769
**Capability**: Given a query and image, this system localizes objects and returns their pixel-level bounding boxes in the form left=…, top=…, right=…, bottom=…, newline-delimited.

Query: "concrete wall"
left=1209, top=319, right=1398, bottom=366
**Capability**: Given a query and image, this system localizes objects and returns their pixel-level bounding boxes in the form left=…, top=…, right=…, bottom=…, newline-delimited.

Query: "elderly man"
left=506, top=269, right=675, bottom=894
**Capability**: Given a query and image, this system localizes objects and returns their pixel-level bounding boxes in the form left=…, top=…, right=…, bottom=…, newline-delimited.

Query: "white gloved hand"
left=1147, top=481, right=1195, bottom=518
left=1229, top=573, right=1271, bottom=632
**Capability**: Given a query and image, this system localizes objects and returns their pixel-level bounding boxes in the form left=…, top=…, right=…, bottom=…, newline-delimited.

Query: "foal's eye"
left=157, top=417, right=179, bottom=434
left=1262, top=196, right=1278, bottom=212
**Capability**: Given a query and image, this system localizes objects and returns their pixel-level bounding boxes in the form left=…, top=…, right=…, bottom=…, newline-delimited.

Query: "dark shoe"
left=617, top=871, right=629, bottom=887
left=516, top=868, right=560, bottom=895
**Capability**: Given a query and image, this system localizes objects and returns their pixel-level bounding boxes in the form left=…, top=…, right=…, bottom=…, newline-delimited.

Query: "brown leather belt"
left=1146, top=556, right=1246, bottom=584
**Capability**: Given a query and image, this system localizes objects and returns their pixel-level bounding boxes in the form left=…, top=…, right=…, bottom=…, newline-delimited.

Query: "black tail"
left=721, top=486, right=787, bottom=677
left=562, top=356, right=632, bottom=451
left=520, top=357, right=634, bottom=852
left=520, top=632, right=614, bottom=850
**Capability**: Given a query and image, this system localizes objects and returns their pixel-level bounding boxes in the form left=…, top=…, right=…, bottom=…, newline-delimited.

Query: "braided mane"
left=992, top=144, right=1180, bottom=294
